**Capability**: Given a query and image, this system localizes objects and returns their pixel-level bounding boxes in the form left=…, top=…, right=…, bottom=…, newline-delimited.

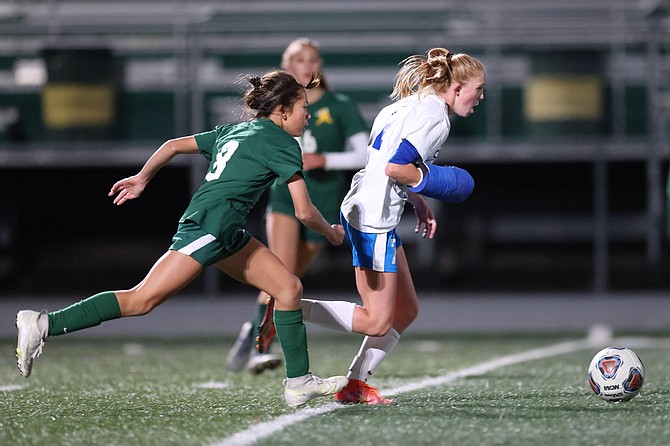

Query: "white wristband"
left=409, top=166, right=424, bottom=188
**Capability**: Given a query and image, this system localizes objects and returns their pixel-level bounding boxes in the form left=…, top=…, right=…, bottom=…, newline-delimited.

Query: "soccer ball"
left=588, top=347, right=645, bottom=402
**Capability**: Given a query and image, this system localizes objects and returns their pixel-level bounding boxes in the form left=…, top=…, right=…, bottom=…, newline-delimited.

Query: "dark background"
left=0, top=1, right=668, bottom=297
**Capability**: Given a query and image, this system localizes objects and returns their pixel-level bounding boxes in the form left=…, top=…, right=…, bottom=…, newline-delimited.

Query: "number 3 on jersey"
left=205, top=140, right=239, bottom=181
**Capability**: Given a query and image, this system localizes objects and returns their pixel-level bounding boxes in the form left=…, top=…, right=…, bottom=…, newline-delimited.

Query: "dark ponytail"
left=242, top=70, right=320, bottom=119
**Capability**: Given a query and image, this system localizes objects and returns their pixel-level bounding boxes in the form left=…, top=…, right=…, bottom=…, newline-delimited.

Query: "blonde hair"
left=391, top=48, right=484, bottom=100
left=280, top=37, right=331, bottom=91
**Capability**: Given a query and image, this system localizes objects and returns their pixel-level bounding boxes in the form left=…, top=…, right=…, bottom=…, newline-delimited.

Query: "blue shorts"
left=340, top=212, right=402, bottom=273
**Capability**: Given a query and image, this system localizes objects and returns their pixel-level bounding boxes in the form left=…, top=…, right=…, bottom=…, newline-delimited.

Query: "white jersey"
left=341, top=93, right=451, bottom=233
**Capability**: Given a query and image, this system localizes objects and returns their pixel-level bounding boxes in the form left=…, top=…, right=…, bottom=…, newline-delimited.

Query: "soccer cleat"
left=226, top=321, right=253, bottom=373
left=247, top=353, right=283, bottom=376
left=334, top=379, right=395, bottom=405
left=283, top=373, right=348, bottom=408
left=255, top=297, right=276, bottom=354
left=15, top=310, right=49, bottom=378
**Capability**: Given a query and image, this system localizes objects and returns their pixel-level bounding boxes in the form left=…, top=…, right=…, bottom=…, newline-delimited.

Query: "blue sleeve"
left=409, top=165, right=474, bottom=203
left=388, top=139, right=421, bottom=165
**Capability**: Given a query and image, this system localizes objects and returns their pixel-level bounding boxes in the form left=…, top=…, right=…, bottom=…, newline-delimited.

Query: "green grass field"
left=1, top=332, right=669, bottom=446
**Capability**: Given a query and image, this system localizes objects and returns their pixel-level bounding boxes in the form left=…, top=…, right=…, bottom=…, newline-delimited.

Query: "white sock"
left=346, top=328, right=400, bottom=381
left=301, top=299, right=356, bottom=333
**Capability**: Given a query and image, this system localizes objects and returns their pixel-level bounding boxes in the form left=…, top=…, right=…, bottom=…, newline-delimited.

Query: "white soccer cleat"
left=226, top=321, right=253, bottom=373
left=15, top=310, right=49, bottom=378
left=283, top=373, right=348, bottom=408
left=247, top=353, right=283, bottom=376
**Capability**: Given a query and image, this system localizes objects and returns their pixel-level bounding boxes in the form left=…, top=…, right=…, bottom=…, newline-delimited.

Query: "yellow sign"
left=524, top=75, right=602, bottom=121
left=42, top=83, right=115, bottom=129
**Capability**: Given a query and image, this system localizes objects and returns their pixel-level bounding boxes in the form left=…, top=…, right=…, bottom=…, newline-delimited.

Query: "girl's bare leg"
left=216, top=237, right=302, bottom=311
left=351, top=267, right=398, bottom=337
left=116, top=250, right=203, bottom=316
left=389, top=247, right=420, bottom=334
left=255, top=212, right=301, bottom=304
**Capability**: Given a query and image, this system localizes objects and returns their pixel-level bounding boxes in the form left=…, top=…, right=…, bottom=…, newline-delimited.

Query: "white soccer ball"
left=588, top=347, right=645, bottom=402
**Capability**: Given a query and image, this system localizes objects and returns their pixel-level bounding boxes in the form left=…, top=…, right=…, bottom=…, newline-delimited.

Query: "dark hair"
left=242, top=70, right=320, bottom=118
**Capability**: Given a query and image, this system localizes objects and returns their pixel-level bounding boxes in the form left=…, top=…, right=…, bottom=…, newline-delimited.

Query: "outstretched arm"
left=109, top=136, right=199, bottom=206
left=286, top=173, right=344, bottom=246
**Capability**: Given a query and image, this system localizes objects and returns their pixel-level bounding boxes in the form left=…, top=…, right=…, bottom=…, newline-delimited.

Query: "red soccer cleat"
left=334, top=379, right=395, bottom=405
left=256, top=297, right=276, bottom=353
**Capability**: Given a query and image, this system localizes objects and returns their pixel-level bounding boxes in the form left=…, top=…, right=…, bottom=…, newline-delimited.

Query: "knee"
left=288, top=276, right=303, bottom=301
left=275, top=276, right=303, bottom=306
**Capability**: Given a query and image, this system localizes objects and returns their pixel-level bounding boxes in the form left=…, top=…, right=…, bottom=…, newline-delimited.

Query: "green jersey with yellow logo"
left=268, top=91, right=368, bottom=242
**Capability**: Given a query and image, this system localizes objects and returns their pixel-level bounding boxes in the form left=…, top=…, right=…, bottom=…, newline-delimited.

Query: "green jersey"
left=300, top=91, right=368, bottom=191
left=301, top=90, right=368, bottom=156
left=269, top=91, right=367, bottom=240
left=182, top=119, right=302, bottom=242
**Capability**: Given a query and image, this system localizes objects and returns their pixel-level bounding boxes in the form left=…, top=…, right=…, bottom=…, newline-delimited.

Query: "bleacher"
left=0, top=0, right=668, bottom=294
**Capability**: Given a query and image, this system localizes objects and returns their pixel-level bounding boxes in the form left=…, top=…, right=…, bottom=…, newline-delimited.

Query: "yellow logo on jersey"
left=314, top=107, right=334, bottom=126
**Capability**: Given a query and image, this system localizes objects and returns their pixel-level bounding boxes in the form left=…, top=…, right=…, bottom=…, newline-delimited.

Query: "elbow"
left=452, top=170, right=475, bottom=202
left=161, top=138, right=183, bottom=158
left=164, top=138, right=180, bottom=150
left=384, top=163, right=402, bottom=180
left=294, top=213, right=307, bottom=225
left=294, top=208, right=314, bottom=225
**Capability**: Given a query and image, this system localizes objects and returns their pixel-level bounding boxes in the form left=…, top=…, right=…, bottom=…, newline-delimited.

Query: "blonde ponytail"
left=391, top=48, right=483, bottom=100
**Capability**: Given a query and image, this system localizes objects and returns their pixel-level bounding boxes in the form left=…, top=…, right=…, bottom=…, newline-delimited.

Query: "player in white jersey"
left=341, top=93, right=450, bottom=233
left=256, top=48, right=485, bottom=404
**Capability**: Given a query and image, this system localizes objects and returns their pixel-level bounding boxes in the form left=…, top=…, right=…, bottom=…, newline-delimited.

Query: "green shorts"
left=169, top=221, right=251, bottom=267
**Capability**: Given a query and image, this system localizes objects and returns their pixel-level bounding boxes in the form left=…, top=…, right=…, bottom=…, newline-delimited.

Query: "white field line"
left=194, top=381, right=230, bottom=389
left=210, top=336, right=670, bottom=446
left=0, top=384, right=27, bottom=392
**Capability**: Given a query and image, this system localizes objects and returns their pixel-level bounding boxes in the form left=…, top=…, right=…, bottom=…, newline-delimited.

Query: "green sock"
left=252, top=302, right=269, bottom=354
left=274, top=309, right=309, bottom=378
left=48, top=291, right=121, bottom=337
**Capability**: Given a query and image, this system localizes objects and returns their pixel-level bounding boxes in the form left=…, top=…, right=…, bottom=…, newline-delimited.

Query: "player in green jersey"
left=227, top=38, right=369, bottom=375
left=15, top=70, right=348, bottom=408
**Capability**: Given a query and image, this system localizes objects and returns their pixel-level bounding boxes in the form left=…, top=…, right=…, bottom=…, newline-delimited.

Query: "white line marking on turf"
left=123, top=343, right=146, bottom=355
left=194, top=381, right=230, bottom=389
left=213, top=403, right=346, bottom=446
left=387, top=338, right=590, bottom=396
left=0, top=384, right=26, bottom=392
left=210, top=336, right=669, bottom=446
